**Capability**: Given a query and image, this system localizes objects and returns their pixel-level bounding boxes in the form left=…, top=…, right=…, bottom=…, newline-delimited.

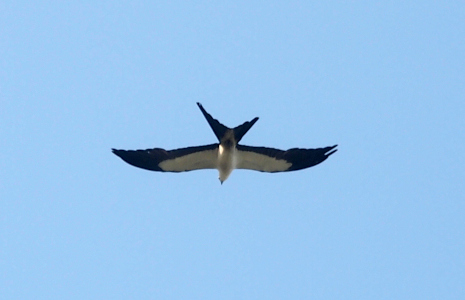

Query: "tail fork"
left=197, top=103, right=259, bottom=144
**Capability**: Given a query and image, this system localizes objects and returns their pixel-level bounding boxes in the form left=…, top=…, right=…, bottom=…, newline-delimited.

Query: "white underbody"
left=217, top=144, right=236, bottom=183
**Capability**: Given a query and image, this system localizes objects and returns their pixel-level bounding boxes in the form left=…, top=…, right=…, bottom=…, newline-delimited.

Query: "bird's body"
left=112, top=103, right=337, bottom=184
left=218, top=144, right=235, bottom=183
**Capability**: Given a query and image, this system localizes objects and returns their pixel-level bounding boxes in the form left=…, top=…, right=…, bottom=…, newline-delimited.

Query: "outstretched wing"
left=112, top=144, right=219, bottom=172
left=236, top=144, right=337, bottom=172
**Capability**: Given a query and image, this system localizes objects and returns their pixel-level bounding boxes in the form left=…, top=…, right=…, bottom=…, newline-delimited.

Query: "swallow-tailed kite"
left=112, top=103, right=337, bottom=184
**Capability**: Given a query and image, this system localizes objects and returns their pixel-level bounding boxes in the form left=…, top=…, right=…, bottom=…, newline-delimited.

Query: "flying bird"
left=112, top=103, right=337, bottom=184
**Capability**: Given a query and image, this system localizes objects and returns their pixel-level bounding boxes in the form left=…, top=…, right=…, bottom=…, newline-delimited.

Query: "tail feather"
left=233, top=117, right=259, bottom=143
left=197, top=102, right=259, bottom=143
left=197, top=103, right=229, bottom=142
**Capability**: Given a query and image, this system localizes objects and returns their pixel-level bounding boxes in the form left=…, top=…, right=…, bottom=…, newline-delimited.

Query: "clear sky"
left=1, top=1, right=464, bottom=299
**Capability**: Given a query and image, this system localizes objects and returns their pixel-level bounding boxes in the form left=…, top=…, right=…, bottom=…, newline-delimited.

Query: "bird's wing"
left=236, top=144, right=337, bottom=172
left=112, top=144, right=218, bottom=172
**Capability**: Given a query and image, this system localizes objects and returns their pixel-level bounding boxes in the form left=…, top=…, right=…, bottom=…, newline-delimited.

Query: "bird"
left=112, top=103, right=337, bottom=184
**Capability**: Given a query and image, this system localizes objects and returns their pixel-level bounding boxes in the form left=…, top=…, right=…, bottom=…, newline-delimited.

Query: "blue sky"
left=1, top=1, right=464, bottom=299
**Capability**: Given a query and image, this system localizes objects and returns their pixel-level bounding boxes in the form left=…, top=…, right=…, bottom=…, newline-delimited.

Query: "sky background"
left=1, top=1, right=464, bottom=299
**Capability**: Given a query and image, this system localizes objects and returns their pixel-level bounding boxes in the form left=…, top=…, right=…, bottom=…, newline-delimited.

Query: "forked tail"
left=197, top=103, right=259, bottom=143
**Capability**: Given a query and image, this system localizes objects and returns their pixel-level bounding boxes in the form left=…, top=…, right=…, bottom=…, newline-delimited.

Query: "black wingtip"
left=325, top=144, right=338, bottom=157
left=111, top=148, right=128, bottom=161
left=111, top=148, right=165, bottom=171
